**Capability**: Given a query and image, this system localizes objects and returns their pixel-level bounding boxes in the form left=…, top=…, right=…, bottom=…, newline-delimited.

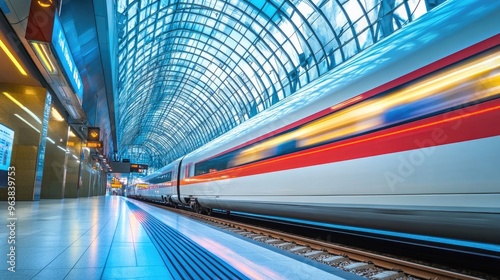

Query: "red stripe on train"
left=182, top=99, right=500, bottom=185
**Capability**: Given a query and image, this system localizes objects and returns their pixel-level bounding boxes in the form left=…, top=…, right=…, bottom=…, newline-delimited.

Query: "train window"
left=195, top=150, right=240, bottom=175
left=148, top=172, right=172, bottom=184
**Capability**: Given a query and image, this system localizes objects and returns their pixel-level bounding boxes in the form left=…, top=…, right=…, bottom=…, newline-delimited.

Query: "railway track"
left=151, top=203, right=486, bottom=280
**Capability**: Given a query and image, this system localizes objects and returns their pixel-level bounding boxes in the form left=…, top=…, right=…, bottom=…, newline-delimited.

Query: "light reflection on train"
left=128, top=0, right=500, bottom=245
left=222, top=51, right=500, bottom=170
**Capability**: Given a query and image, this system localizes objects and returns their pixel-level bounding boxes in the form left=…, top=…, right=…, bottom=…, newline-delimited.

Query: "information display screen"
left=0, top=123, right=14, bottom=187
left=130, top=164, right=148, bottom=173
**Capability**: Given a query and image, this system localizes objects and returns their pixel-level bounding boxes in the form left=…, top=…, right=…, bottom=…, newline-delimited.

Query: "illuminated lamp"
left=50, top=107, right=65, bottom=121
left=37, top=0, right=53, bottom=8
left=30, top=42, right=57, bottom=74
left=0, top=40, right=27, bottom=75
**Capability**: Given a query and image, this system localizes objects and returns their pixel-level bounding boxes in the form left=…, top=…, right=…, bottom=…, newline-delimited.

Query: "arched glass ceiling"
left=116, top=0, right=439, bottom=168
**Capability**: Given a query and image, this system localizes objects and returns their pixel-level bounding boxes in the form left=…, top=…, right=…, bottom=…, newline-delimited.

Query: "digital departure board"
left=130, top=164, right=148, bottom=173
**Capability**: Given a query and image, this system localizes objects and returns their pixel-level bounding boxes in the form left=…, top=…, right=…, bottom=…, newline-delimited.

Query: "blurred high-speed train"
left=128, top=0, right=500, bottom=244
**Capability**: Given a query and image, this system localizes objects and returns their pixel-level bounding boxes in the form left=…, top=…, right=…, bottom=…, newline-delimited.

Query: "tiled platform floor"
left=0, top=196, right=360, bottom=279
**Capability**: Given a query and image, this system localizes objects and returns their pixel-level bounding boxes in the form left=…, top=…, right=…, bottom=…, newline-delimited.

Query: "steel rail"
left=162, top=205, right=483, bottom=280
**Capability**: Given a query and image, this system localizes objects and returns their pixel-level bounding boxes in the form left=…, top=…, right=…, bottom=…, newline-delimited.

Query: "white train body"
left=131, top=159, right=180, bottom=202
left=134, top=0, right=500, bottom=244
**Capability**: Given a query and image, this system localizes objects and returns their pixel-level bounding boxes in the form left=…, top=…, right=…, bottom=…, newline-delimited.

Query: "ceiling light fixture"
left=0, top=39, right=27, bottom=76
left=30, top=42, right=56, bottom=74
left=51, top=107, right=65, bottom=121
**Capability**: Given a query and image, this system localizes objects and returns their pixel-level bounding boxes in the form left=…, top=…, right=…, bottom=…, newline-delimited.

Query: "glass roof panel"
left=115, top=0, right=439, bottom=166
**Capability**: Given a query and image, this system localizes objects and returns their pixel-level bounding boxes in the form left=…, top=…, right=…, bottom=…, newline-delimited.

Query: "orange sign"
left=86, top=141, right=102, bottom=148
left=87, top=127, right=100, bottom=141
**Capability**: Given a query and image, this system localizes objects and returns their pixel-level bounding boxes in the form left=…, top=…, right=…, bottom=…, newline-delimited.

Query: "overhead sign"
left=25, top=0, right=56, bottom=43
left=25, top=0, right=83, bottom=104
left=109, top=161, right=131, bottom=173
left=51, top=13, right=83, bottom=102
left=87, top=127, right=100, bottom=141
left=86, top=127, right=101, bottom=148
left=85, top=141, right=102, bottom=148
left=130, top=164, right=148, bottom=173
left=0, top=0, right=10, bottom=14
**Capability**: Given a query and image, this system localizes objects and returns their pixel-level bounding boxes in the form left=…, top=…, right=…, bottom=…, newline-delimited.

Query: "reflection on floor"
left=0, top=196, right=358, bottom=279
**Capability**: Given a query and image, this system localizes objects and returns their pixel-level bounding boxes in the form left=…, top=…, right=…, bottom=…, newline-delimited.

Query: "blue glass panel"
left=51, top=14, right=84, bottom=103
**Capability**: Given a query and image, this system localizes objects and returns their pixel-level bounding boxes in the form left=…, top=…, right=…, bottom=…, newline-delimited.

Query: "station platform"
left=0, top=196, right=361, bottom=280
